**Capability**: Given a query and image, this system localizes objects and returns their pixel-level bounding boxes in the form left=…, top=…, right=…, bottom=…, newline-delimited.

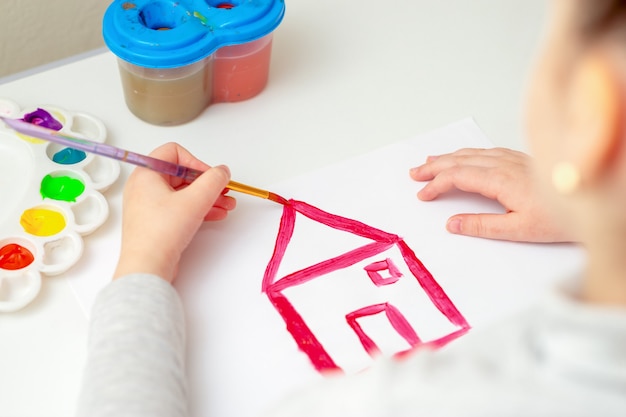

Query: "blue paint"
left=52, top=147, right=87, bottom=164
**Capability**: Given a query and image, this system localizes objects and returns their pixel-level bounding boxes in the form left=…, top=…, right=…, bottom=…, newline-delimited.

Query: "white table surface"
left=0, top=1, right=547, bottom=416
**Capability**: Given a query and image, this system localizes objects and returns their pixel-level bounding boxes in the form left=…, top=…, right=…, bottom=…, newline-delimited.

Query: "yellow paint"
left=17, top=132, right=46, bottom=144
left=50, top=110, right=66, bottom=124
left=20, top=207, right=66, bottom=237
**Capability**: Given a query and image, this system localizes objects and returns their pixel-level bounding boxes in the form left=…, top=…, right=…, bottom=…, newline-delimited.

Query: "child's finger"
left=180, top=165, right=232, bottom=218
left=416, top=166, right=498, bottom=201
left=446, top=213, right=523, bottom=241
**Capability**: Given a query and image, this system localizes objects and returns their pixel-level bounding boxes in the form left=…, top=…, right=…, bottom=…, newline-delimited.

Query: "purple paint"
left=21, top=108, right=62, bottom=131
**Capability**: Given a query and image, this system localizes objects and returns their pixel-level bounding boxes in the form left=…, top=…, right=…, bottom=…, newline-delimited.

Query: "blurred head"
left=525, top=0, right=626, bottom=246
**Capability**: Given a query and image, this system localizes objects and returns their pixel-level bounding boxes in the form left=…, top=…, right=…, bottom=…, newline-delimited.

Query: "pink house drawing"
left=262, top=199, right=470, bottom=373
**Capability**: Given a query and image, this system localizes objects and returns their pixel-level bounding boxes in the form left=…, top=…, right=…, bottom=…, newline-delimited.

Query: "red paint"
left=262, top=201, right=297, bottom=292
left=397, top=240, right=467, bottom=327
left=392, top=327, right=470, bottom=361
left=268, top=192, right=289, bottom=205
left=346, top=303, right=421, bottom=356
left=212, top=35, right=274, bottom=102
left=268, top=291, right=341, bottom=373
left=271, top=241, right=394, bottom=293
left=262, top=199, right=470, bottom=372
left=0, top=243, right=35, bottom=270
left=346, top=309, right=379, bottom=356
left=364, top=258, right=403, bottom=286
left=217, top=2, right=234, bottom=8
left=292, top=200, right=397, bottom=243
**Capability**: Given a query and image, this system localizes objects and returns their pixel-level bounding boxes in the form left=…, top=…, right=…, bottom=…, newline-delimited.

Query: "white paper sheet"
left=68, top=118, right=585, bottom=417
left=173, top=118, right=584, bottom=416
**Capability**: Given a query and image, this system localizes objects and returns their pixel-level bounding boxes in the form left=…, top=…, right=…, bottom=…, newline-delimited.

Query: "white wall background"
left=0, top=0, right=108, bottom=78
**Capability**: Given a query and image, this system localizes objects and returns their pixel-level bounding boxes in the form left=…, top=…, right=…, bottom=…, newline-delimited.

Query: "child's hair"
left=580, top=0, right=626, bottom=38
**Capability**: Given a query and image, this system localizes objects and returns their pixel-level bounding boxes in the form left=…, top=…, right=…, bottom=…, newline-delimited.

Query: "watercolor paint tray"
left=0, top=98, right=119, bottom=312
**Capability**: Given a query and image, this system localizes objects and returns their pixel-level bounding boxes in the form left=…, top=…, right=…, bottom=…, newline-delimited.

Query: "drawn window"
left=364, top=258, right=403, bottom=286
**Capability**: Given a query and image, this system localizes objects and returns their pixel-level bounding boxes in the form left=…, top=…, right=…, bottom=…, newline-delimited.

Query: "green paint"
left=40, top=174, right=85, bottom=202
left=193, top=11, right=209, bottom=25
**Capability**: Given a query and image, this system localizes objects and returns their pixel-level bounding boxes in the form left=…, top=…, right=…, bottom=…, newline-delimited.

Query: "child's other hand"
left=114, top=142, right=237, bottom=283
left=409, top=147, right=574, bottom=243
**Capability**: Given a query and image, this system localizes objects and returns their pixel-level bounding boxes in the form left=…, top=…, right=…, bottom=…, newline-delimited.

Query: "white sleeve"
left=75, top=274, right=188, bottom=417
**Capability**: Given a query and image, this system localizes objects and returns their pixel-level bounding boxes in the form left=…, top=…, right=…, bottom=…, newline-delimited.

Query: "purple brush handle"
left=2, top=117, right=203, bottom=182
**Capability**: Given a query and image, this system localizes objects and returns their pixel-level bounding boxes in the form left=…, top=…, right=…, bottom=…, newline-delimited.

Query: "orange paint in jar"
left=212, top=34, right=274, bottom=103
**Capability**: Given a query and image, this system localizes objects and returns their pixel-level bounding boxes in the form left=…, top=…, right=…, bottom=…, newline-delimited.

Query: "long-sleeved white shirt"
left=76, top=274, right=626, bottom=417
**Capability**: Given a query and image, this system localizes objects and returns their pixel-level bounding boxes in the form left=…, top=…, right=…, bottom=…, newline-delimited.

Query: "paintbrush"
left=0, top=116, right=287, bottom=205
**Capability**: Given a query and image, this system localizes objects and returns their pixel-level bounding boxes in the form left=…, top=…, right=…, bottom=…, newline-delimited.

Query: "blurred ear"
left=565, top=50, right=623, bottom=186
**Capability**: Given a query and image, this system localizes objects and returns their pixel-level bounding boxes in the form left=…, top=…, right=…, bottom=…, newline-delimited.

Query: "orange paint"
left=212, top=36, right=273, bottom=102
left=20, top=207, right=66, bottom=237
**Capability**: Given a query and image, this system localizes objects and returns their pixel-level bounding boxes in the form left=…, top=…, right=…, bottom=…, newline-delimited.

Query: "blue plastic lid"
left=103, top=0, right=285, bottom=68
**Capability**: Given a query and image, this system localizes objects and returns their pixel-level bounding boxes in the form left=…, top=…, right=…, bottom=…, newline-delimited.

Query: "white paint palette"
left=0, top=98, right=119, bottom=312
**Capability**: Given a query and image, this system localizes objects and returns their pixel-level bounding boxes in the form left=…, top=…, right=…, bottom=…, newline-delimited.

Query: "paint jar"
left=212, top=33, right=274, bottom=102
left=103, top=0, right=286, bottom=126
left=117, top=58, right=212, bottom=126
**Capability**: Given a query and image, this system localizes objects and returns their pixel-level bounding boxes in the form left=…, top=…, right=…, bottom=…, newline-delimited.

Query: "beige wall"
left=0, top=0, right=109, bottom=78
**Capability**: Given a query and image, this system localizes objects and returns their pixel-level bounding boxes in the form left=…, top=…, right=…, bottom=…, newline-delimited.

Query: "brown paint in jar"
left=117, top=57, right=212, bottom=126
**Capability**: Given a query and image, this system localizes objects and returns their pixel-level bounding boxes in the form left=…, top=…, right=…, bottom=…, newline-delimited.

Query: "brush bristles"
left=267, top=192, right=289, bottom=205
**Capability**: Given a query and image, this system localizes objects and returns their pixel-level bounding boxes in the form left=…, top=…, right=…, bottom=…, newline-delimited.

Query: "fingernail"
left=447, top=218, right=461, bottom=234
left=216, top=164, right=231, bottom=176
left=426, top=155, right=439, bottom=162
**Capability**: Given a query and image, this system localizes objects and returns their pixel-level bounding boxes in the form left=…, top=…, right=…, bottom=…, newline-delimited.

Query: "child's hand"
left=113, top=142, right=237, bottom=283
left=410, top=147, right=574, bottom=243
